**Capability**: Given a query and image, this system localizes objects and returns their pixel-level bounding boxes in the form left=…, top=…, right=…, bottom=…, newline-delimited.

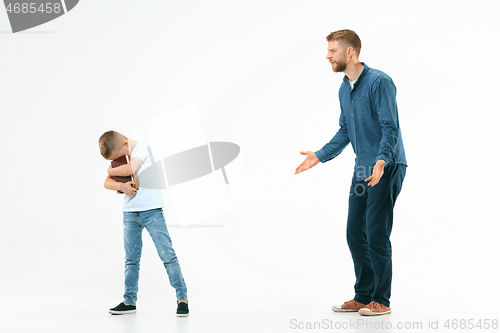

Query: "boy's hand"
left=120, top=181, right=137, bottom=196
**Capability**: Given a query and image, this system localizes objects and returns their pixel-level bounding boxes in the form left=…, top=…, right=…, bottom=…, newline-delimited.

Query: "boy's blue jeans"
left=122, top=208, right=187, bottom=305
left=347, top=163, right=406, bottom=308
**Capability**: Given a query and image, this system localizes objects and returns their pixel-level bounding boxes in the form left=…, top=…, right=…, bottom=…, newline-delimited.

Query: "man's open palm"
left=295, top=151, right=320, bottom=174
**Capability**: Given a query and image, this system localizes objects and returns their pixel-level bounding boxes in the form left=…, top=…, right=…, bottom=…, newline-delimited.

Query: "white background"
left=1, top=0, right=499, bottom=332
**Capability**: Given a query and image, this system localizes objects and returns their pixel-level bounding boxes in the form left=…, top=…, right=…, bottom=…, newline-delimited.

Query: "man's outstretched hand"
left=364, top=160, right=385, bottom=186
left=295, top=151, right=320, bottom=174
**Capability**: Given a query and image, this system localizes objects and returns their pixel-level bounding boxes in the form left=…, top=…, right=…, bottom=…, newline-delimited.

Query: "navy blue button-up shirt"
left=315, top=63, right=407, bottom=180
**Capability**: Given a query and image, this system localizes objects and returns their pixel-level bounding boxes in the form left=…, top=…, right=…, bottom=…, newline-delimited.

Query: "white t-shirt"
left=350, top=78, right=357, bottom=90
left=123, top=141, right=164, bottom=212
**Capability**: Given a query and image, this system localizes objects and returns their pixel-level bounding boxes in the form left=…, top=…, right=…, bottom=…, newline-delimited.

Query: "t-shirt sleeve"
left=131, top=141, right=149, bottom=162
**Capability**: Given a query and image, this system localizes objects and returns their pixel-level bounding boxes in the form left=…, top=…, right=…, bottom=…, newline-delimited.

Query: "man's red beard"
left=332, top=60, right=347, bottom=72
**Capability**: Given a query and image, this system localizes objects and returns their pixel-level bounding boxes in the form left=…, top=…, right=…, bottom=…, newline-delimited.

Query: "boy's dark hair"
left=98, top=130, right=127, bottom=159
left=326, top=29, right=362, bottom=56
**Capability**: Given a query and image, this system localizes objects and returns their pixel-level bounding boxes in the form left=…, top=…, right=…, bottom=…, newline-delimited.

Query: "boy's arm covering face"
left=108, top=157, right=143, bottom=177
left=104, top=174, right=122, bottom=191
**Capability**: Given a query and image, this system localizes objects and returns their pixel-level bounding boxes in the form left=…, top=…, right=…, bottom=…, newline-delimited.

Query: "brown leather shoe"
left=332, top=300, right=368, bottom=312
left=358, top=301, right=391, bottom=316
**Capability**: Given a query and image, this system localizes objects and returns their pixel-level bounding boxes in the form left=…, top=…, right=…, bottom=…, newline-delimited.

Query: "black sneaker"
left=109, top=302, right=137, bottom=315
left=176, top=301, right=189, bottom=317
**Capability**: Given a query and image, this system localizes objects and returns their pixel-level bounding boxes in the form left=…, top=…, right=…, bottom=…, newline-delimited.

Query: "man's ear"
left=347, top=46, right=354, bottom=58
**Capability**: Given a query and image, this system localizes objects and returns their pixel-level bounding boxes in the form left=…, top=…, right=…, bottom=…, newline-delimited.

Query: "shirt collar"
left=343, top=62, right=369, bottom=85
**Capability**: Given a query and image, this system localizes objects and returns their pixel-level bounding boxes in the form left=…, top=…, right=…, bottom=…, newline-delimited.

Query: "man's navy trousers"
left=347, top=162, right=406, bottom=308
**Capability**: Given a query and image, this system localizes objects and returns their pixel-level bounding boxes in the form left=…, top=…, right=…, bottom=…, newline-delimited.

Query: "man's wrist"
left=312, top=152, right=319, bottom=163
left=375, top=153, right=388, bottom=165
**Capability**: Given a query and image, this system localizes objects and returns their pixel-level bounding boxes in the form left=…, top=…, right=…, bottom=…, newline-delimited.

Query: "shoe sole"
left=176, top=313, right=189, bottom=317
left=332, top=306, right=362, bottom=312
left=358, top=309, right=391, bottom=316
left=109, top=310, right=137, bottom=315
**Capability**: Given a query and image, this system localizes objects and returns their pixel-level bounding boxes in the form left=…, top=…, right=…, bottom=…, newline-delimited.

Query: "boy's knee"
left=125, top=257, right=141, bottom=265
left=159, top=250, right=177, bottom=264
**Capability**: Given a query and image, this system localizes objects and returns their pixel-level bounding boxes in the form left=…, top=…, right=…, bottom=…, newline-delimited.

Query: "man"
left=295, top=29, right=407, bottom=316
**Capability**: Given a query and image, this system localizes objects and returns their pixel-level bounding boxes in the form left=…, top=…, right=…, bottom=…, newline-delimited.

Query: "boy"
left=98, top=130, right=188, bottom=316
